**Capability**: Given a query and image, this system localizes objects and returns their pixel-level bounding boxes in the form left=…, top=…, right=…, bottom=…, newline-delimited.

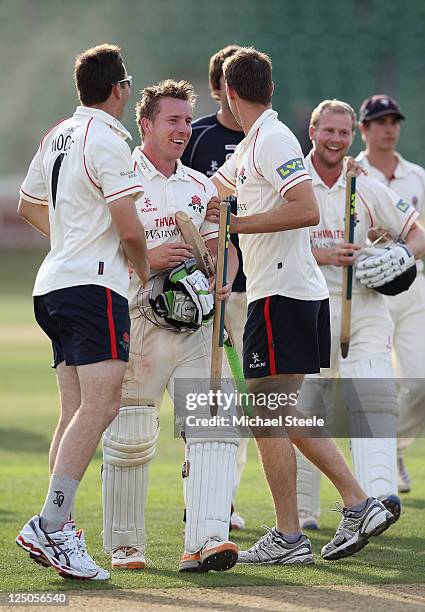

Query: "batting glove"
left=355, top=244, right=415, bottom=288
left=171, top=264, right=214, bottom=326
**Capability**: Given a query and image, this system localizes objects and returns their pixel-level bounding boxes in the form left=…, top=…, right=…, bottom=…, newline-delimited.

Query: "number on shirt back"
left=51, top=153, right=65, bottom=209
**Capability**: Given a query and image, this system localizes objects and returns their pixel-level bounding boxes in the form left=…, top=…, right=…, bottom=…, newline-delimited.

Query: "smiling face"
left=309, top=110, right=355, bottom=169
left=360, top=115, right=401, bottom=152
left=141, top=97, right=193, bottom=162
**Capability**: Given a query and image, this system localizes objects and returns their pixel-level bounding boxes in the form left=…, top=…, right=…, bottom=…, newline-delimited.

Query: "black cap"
left=359, top=95, right=405, bottom=123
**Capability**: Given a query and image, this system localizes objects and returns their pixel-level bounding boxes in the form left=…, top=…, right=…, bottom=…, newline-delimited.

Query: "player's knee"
left=103, top=404, right=160, bottom=467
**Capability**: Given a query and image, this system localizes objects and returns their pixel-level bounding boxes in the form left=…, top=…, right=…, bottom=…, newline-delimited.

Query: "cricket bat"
left=340, top=174, right=357, bottom=358
left=175, top=210, right=252, bottom=416
left=209, top=202, right=231, bottom=415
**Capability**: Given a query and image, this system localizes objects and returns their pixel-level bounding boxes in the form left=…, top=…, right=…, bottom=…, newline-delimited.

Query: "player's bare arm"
left=109, top=194, right=150, bottom=286
left=206, top=237, right=238, bottom=301
left=211, top=176, right=235, bottom=201
left=148, top=242, right=194, bottom=272
left=404, top=222, right=425, bottom=258
left=17, top=198, right=50, bottom=237
left=313, top=243, right=361, bottom=266
left=231, top=180, right=320, bottom=234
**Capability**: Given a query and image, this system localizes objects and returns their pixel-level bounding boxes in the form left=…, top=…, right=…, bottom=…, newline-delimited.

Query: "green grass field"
left=1, top=250, right=424, bottom=593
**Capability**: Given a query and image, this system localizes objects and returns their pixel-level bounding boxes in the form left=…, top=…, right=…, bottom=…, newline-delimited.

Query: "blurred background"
left=1, top=0, right=425, bottom=248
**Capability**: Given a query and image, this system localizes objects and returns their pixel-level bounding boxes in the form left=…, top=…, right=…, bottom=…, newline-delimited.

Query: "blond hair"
left=310, top=99, right=356, bottom=131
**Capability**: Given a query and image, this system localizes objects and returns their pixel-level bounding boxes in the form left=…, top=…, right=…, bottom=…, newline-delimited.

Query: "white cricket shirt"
left=129, top=148, right=218, bottom=301
left=20, top=106, right=143, bottom=298
left=306, top=152, right=419, bottom=295
left=356, top=151, right=425, bottom=226
left=214, top=109, right=328, bottom=304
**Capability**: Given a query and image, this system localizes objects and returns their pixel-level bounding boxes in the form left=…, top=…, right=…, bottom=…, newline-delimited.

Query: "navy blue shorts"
left=34, top=285, right=130, bottom=368
left=243, top=295, right=330, bottom=378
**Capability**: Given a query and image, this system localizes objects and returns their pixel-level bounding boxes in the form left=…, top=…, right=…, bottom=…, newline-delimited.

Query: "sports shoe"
left=28, top=522, right=109, bottom=580
left=112, top=546, right=146, bottom=570
left=230, top=511, right=246, bottom=530
left=75, top=529, right=110, bottom=580
left=237, top=527, right=314, bottom=565
left=16, top=515, right=108, bottom=580
left=179, top=538, right=238, bottom=572
left=379, top=494, right=401, bottom=522
left=299, top=511, right=320, bottom=531
left=398, top=457, right=411, bottom=493
left=321, top=498, right=395, bottom=561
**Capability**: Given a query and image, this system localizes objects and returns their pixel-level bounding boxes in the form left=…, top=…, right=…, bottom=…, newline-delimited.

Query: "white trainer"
left=230, top=511, right=246, bottom=530
left=321, top=498, right=395, bottom=561
left=16, top=515, right=109, bottom=580
left=237, top=527, right=314, bottom=565
left=75, top=529, right=110, bottom=580
left=111, top=546, right=146, bottom=570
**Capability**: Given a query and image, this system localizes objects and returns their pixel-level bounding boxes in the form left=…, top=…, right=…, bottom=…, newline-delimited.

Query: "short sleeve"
left=257, top=133, right=311, bottom=197
left=20, top=146, right=48, bottom=205
left=214, top=152, right=238, bottom=192
left=363, top=179, right=419, bottom=240
left=89, top=131, right=144, bottom=204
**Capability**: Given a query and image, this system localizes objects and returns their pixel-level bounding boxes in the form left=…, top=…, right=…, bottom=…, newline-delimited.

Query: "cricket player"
left=181, top=44, right=248, bottom=530
left=15, top=44, right=149, bottom=580
left=295, top=99, right=425, bottom=530
left=357, top=95, right=425, bottom=493
left=102, top=79, right=241, bottom=573
left=210, top=47, right=395, bottom=564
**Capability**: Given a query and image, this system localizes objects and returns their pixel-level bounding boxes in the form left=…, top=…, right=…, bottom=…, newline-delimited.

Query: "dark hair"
left=223, top=46, right=273, bottom=105
left=208, top=45, right=241, bottom=99
left=135, top=79, right=196, bottom=138
left=74, top=43, right=125, bottom=105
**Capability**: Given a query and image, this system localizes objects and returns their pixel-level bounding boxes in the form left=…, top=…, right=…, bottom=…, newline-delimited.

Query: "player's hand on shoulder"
left=328, top=242, right=361, bottom=266
left=344, top=156, right=367, bottom=178
left=148, top=242, right=193, bottom=271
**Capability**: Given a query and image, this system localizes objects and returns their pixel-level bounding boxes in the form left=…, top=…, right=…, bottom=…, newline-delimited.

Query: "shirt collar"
left=74, top=106, right=132, bottom=140
left=305, top=150, right=345, bottom=190
left=242, top=109, right=278, bottom=146
left=132, top=147, right=190, bottom=181
left=357, top=150, right=409, bottom=180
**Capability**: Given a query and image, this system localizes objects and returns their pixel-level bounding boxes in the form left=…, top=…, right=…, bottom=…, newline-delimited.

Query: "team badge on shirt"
left=237, top=166, right=247, bottom=185
left=189, top=194, right=204, bottom=214
left=276, top=158, right=305, bottom=179
left=395, top=199, right=410, bottom=213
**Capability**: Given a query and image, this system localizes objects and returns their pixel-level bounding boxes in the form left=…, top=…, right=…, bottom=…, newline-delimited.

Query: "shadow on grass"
left=0, top=428, right=50, bottom=453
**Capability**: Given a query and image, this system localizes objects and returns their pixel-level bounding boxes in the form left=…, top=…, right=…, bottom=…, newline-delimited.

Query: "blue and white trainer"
left=237, top=527, right=314, bottom=565
left=321, top=498, right=395, bottom=561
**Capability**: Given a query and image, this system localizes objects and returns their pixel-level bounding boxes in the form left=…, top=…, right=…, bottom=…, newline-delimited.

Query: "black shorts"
left=243, top=295, right=330, bottom=378
left=34, top=285, right=130, bottom=368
